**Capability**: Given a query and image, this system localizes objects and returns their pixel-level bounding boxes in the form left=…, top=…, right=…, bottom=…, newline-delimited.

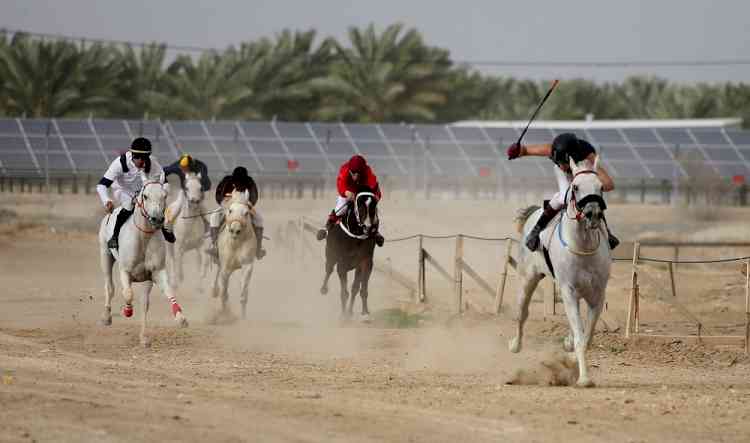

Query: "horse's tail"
left=515, top=205, right=540, bottom=234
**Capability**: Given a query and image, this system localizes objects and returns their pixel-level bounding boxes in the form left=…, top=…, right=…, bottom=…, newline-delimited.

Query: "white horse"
left=211, top=189, right=257, bottom=320
left=510, top=156, right=611, bottom=387
left=98, top=181, right=188, bottom=346
left=166, top=172, right=210, bottom=284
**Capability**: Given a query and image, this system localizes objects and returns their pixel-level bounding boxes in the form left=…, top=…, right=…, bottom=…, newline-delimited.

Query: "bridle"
left=340, top=191, right=377, bottom=240
left=564, top=170, right=607, bottom=222
left=133, top=181, right=163, bottom=234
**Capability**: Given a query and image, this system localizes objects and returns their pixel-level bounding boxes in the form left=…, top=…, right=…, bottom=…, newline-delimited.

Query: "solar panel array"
left=1, top=118, right=749, bottom=180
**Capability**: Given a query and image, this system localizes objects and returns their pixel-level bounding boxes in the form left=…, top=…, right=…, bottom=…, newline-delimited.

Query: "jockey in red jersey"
left=316, top=154, right=384, bottom=246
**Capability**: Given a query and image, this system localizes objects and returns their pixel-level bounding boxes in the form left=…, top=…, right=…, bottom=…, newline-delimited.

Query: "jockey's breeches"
left=113, top=188, right=135, bottom=211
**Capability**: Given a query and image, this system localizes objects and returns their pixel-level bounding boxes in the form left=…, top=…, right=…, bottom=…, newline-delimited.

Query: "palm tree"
left=152, top=51, right=253, bottom=119
left=110, top=43, right=169, bottom=118
left=0, top=33, right=119, bottom=117
left=309, top=23, right=453, bottom=122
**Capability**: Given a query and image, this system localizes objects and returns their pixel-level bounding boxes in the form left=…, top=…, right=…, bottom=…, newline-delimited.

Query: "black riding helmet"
left=130, top=137, right=152, bottom=160
left=550, top=133, right=578, bottom=166
left=232, top=166, right=249, bottom=179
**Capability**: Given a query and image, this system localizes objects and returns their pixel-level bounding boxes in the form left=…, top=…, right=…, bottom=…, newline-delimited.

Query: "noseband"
left=566, top=170, right=607, bottom=222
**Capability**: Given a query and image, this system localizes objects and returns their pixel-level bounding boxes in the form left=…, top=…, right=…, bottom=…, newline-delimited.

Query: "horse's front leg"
left=118, top=269, right=135, bottom=319
left=99, top=249, right=115, bottom=326
left=140, top=281, right=153, bottom=347
left=348, top=271, right=360, bottom=316
left=239, top=263, right=254, bottom=319
left=320, top=258, right=334, bottom=295
left=583, top=295, right=605, bottom=350
left=358, top=260, right=374, bottom=319
left=154, top=268, right=188, bottom=328
left=508, top=273, right=544, bottom=353
left=559, top=286, right=593, bottom=388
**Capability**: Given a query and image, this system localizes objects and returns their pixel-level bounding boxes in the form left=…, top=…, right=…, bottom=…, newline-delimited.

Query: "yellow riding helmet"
left=179, top=154, right=192, bottom=168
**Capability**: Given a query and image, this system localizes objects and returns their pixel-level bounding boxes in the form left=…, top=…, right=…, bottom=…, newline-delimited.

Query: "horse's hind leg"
left=155, top=269, right=188, bottom=328
left=140, top=281, right=153, bottom=347
left=508, top=273, right=544, bottom=353
left=337, top=267, right=350, bottom=319
left=239, top=263, right=254, bottom=320
left=99, top=250, right=115, bottom=326
left=559, top=287, right=593, bottom=387
left=348, top=272, right=360, bottom=317
left=357, top=261, right=374, bottom=318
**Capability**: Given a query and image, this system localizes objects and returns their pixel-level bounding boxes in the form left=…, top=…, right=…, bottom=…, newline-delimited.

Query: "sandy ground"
left=2, top=192, right=750, bottom=442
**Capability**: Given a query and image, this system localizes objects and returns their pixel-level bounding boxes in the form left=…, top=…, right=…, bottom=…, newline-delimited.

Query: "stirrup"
left=107, top=237, right=119, bottom=250
left=525, top=231, right=541, bottom=252
left=256, top=248, right=266, bottom=260
left=608, top=234, right=620, bottom=250
left=316, top=229, right=327, bottom=241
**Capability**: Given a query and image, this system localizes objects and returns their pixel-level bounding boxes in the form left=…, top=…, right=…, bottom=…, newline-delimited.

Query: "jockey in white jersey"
left=96, top=137, right=174, bottom=249
left=507, top=133, right=619, bottom=251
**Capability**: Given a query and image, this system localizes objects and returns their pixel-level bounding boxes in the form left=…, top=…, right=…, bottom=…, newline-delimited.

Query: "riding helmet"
left=348, top=155, right=367, bottom=173
left=179, top=154, right=193, bottom=168
left=232, top=166, right=249, bottom=179
left=130, top=137, right=152, bottom=156
left=550, top=133, right=578, bottom=165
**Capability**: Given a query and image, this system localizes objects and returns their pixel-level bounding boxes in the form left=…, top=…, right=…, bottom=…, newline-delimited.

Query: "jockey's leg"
left=252, top=208, right=266, bottom=260
left=207, top=208, right=224, bottom=258
left=601, top=213, right=620, bottom=250
left=317, top=196, right=348, bottom=241
left=107, top=191, right=134, bottom=250
left=525, top=199, right=562, bottom=252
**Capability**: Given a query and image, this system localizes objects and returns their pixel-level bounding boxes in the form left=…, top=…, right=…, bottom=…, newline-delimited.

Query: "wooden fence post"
left=745, top=260, right=749, bottom=354
left=417, top=235, right=425, bottom=302
left=494, top=239, right=513, bottom=314
left=454, top=234, right=464, bottom=314
left=626, top=242, right=641, bottom=339
left=668, top=262, right=677, bottom=298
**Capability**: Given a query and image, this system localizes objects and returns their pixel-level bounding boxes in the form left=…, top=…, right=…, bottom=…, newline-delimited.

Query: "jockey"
left=507, top=133, right=619, bottom=251
left=96, top=137, right=174, bottom=249
left=316, top=154, right=384, bottom=246
left=163, top=154, right=212, bottom=192
left=207, top=166, right=265, bottom=260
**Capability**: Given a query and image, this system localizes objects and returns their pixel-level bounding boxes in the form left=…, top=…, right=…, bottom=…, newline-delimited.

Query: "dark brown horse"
left=319, top=186, right=379, bottom=319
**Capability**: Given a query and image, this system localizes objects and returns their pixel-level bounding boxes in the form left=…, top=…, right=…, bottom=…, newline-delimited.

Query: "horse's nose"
left=153, top=216, right=165, bottom=226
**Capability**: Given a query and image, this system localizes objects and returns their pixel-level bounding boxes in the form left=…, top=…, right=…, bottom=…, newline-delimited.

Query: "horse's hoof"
left=141, top=336, right=152, bottom=348
left=576, top=378, right=595, bottom=388
left=320, top=286, right=328, bottom=295
left=508, top=337, right=521, bottom=353
left=359, top=313, right=371, bottom=323
left=97, top=317, right=112, bottom=327
left=122, top=305, right=134, bottom=318
left=563, top=336, right=574, bottom=352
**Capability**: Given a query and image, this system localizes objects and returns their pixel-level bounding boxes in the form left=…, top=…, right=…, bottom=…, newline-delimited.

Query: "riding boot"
left=317, top=211, right=337, bottom=241
left=525, top=204, right=560, bottom=252
left=602, top=214, right=620, bottom=250
left=254, top=226, right=266, bottom=260
left=207, top=226, right=220, bottom=258
left=162, top=227, right=176, bottom=243
left=107, top=208, right=133, bottom=250
left=373, top=231, right=385, bottom=247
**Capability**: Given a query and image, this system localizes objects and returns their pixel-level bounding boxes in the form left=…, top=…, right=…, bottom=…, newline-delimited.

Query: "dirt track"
left=2, top=193, right=750, bottom=442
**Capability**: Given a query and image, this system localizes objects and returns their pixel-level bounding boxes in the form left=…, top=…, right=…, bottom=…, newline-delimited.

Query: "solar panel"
left=345, top=123, right=382, bottom=141
left=634, top=146, right=672, bottom=161
left=241, top=122, right=277, bottom=139
left=367, top=156, right=402, bottom=176
left=170, top=121, right=206, bottom=137
left=56, top=120, right=93, bottom=135
left=657, top=128, right=694, bottom=145
left=448, top=126, right=486, bottom=142
left=285, top=141, right=321, bottom=155
left=715, top=163, right=748, bottom=178
left=127, top=120, right=162, bottom=138
left=622, top=128, right=658, bottom=144
left=481, top=127, right=519, bottom=144
left=703, top=147, right=742, bottom=162
left=94, top=119, right=129, bottom=136
left=460, top=143, right=498, bottom=158
left=727, top=131, right=750, bottom=146
left=275, top=122, right=311, bottom=139
left=425, top=141, right=460, bottom=157
left=21, top=119, right=51, bottom=135
left=0, top=119, right=20, bottom=134
left=378, top=124, right=413, bottom=141
left=608, top=161, right=650, bottom=178
left=256, top=155, right=291, bottom=173
left=432, top=157, right=469, bottom=176
left=224, top=154, right=260, bottom=173
left=587, top=129, right=624, bottom=144
left=646, top=163, right=682, bottom=179
left=246, top=140, right=285, bottom=155
left=414, top=124, right=452, bottom=142
left=205, top=122, right=239, bottom=138
left=691, top=129, right=728, bottom=145
left=598, top=145, right=637, bottom=160
left=322, top=141, right=356, bottom=156
left=383, top=142, right=413, bottom=157
left=309, top=123, right=347, bottom=141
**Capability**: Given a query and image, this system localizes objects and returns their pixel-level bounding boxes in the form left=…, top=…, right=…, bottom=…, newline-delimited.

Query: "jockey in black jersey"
left=507, top=133, right=620, bottom=252
left=207, top=166, right=265, bottom=260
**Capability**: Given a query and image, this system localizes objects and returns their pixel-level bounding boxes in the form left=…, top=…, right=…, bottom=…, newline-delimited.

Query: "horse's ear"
left=244, top=189, right=249, bottom=202
left=568, top=156, right=578, bottom=174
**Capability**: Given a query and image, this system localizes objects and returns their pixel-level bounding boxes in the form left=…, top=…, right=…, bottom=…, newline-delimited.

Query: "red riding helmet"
left=348, top=155, right=367, bottom=173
